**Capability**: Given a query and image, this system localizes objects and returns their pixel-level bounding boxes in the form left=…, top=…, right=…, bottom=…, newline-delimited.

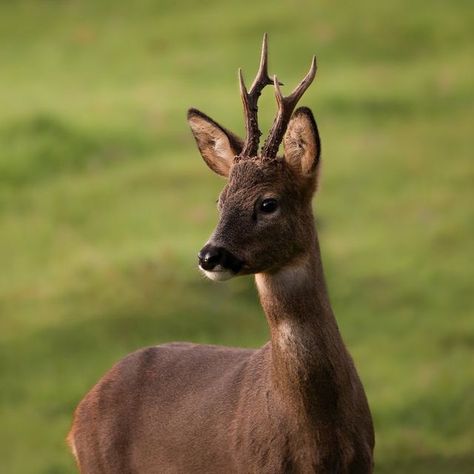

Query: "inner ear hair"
left=283, top=107, right=321, bottom=176
left=188, top=108, right=243, bottom=177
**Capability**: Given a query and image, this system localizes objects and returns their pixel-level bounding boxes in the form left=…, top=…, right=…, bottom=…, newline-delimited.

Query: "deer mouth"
left=199, top=265, right=236, bottom=282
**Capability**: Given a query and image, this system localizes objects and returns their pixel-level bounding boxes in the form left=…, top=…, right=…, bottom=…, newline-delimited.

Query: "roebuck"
left=68, top=35, right=374, bottom=473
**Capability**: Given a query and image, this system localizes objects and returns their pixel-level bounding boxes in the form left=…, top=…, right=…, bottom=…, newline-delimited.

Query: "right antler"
left=238, top=33, right=276, bottom=158
left=261, top=56, right=317, bottom=159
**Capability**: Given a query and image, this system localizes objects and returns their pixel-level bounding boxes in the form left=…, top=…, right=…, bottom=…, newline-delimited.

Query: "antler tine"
left=249, top=32, right=272, bottom=93
left=261, top=56, right=317, bottom=158
left=239, top=33, right=275, bottom=158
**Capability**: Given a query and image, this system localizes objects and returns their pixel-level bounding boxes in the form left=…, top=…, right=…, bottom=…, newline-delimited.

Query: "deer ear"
left=283, top=107, right=321, bottom=178
left=187, top=108, right=243, bottom=177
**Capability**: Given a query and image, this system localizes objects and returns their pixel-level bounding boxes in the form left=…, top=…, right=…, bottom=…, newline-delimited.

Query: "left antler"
left=238, top=33, right=275, bottom=158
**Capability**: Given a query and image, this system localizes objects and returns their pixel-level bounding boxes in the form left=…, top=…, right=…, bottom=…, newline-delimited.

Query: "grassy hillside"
left=0, top=1, right=473, bottom=472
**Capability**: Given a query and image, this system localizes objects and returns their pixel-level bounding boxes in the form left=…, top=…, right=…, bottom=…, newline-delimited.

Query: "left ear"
left=283, top=107, right=321, bottom=178
left=187, top=108, right=243, bottom=177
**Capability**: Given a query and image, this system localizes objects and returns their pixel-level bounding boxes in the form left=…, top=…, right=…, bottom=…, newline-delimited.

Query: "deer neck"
left=255, top=233, right=353, bottom=424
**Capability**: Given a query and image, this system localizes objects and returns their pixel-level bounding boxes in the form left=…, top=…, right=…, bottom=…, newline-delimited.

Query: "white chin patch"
left=199, top=265, right=235, bottom=282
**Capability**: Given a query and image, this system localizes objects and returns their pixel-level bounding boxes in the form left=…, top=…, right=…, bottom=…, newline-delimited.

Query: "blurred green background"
left=0, top=0, right=473, bottom=472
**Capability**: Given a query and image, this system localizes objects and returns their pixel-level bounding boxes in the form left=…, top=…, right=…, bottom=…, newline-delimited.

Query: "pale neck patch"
left=276, top=319, right=297, bottom=351
left=255, top=256, right=311, bottom=297
left=255, top=257, right=315, bottom=354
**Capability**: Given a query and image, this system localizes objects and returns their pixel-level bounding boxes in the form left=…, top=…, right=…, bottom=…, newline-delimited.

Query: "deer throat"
left=255, top=250, right=353, bottom=424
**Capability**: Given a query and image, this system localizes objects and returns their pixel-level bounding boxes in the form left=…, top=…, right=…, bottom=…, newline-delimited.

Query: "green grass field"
left=1, top=1, right=473, bottom=472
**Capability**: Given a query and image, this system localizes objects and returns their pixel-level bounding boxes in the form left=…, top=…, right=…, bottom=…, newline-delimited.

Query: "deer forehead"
left=224, top=159, right=296, bottom=197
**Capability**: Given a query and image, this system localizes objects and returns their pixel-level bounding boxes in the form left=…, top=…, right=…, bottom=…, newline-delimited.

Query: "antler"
left=261, top=56, right=317, bottom=158
left=238, top=33, right=276, bottom=158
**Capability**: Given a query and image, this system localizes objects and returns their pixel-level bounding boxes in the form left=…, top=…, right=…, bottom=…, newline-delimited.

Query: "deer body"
left=69, top=35, right=374, bottom=473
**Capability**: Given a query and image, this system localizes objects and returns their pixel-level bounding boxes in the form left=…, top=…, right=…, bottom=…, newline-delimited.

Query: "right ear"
left=187, top=108, right=243, bottom=177
left=283, top=107, right=321, bottom=179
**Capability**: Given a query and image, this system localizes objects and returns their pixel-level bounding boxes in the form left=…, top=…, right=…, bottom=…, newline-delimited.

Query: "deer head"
left=188, top=34, right=321, bottom=281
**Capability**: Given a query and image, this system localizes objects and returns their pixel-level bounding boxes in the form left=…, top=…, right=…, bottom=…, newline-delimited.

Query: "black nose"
left=198, top=245, right=222, bottom=271
left=198, top=244, right=244, bottom=273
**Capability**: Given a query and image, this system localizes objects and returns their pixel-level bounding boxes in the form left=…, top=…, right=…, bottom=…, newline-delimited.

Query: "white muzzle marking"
left=199, top=264, right=235, bottom=282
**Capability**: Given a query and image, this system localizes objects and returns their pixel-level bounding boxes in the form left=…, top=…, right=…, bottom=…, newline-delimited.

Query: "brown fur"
left=68, top=40, right=374, bottom=473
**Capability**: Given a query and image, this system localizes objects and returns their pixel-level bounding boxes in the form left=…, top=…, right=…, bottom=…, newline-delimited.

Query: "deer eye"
left=260, top=198, right=279, bottom=213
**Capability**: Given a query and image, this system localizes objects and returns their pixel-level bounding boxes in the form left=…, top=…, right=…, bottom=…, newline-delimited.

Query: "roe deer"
left=68, top=34, right=374, bottom=473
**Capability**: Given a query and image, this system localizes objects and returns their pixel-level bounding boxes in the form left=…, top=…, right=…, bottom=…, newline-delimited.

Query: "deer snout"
left=198, top=244, right=243, bottom=277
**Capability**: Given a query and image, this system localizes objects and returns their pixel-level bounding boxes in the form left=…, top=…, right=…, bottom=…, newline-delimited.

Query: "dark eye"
left=260, top=198, right=279, bottom=213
